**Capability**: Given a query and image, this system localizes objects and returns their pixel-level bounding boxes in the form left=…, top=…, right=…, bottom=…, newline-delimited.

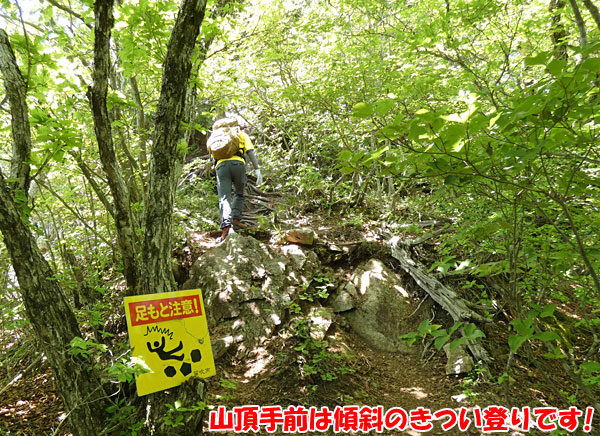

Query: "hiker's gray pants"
left=216, top=160, right=246, bottom=229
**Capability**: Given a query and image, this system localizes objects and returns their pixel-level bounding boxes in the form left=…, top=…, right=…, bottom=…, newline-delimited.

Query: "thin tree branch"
left=581, top=0, right=600, bottom=32
left=46, top=0, right=93, bottom=30
left=34, top=178, right=113, bottom=247
left=89, top=0, right=140, bottom=292
left=14, top=0, right=31, bottom=90
left=569, top=0, right=588, bottom=46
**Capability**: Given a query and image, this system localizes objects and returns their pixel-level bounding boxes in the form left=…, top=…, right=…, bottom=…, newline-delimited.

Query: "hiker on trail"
left=208, top=117, right=263, bottom=242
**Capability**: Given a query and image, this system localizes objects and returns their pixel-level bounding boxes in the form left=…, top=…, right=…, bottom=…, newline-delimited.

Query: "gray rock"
left=343, top=259, right=412, bottom=352
left=444, top=343, right=474, bottom=375
left=285, top=228, right=316, bottom=245
left=331, top=283, right=357, bottom=313
left=280, top=244, right=307, bottom=268
left=307, top=306, right=334, bottom=341
left=183, top=233, right=293, bottom=354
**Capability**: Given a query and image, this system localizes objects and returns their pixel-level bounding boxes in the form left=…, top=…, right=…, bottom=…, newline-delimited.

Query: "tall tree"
left=140, top=0, right=208, bottom=295
left=88, top=0, right=211, bottom=432
left=568, top=0, right=588, bottom=46
left=581, top=0, right=600, bottom=31
left=0, top=30, right=31, bottom=196
left=89, top=0, right=141, bottom=294
left=0, top=0, right=209, bottom=432
left=0, top=30, right=110, bottom=436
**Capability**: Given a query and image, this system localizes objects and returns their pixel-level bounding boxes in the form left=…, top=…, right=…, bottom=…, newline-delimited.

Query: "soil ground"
left=0, top=215, right=596, bottom=435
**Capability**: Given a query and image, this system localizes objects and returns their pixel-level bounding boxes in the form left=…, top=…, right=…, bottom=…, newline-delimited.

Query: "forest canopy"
left=0, top=0, right=599, bottom=434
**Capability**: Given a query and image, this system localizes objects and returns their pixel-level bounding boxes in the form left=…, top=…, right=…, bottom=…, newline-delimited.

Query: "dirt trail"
left=0, top=216, right=563, bottom=435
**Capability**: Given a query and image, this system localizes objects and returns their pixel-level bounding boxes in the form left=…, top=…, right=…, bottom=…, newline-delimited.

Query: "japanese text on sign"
left=209, top=405, right=595, bottom=433
left=128, top=294, right=202, bottom=326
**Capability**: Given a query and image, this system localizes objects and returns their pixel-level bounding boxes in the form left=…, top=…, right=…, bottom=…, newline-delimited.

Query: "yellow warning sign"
left=124, top=289, right=215, bottom=396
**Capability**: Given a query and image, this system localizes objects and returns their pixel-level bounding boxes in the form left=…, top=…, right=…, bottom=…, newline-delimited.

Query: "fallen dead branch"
left=389, top=236, right=491, bottom=365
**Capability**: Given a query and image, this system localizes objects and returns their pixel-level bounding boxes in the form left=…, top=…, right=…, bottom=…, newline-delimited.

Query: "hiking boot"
left=217, top=226, right=230, bottom=242
left=233, top=219, right=248, bottom=230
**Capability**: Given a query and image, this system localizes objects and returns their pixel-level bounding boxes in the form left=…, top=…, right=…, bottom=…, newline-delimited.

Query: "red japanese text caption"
left=209, top=405, right=595, bottom=433
left=128, top=295, right=202, bottom=326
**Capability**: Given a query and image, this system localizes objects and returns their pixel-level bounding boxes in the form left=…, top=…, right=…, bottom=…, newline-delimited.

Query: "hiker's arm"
left=246, top=149, right=263, bottom=185
left=246, top=149, right=259, bottom=170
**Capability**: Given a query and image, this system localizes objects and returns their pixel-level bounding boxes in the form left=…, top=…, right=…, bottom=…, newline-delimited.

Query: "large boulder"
left=342, top=259, right=412, bottom=352
left=183, top=233, right=295, bottom=356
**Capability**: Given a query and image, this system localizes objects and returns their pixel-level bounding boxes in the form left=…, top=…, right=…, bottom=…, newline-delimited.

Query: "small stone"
left=285, top=228, right=316, bottom=245
left=280, top=244, right=307, bottom=268
left=444, top=343, right=474, bottom=375
left=308, top=307, right=334, bottom=341
left=331, top=283, right=357, bottom=313
left=452, top=394, right=468, bottom=403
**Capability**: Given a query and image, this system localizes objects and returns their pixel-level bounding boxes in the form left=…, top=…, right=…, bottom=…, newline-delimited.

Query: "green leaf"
left=580, top=361, right=600, bottom=374
left=361, top=145, right=389, bottom=165
left=374, top=99, right=395, bottom=116
left=337, top=150, right=352, bottom=161
left=508, top=334, right=529, bottom=353
left=53, top=149, right=65, bottom=162
left=539, top=304, right=557, bottom=318
left=449, top=322, right=464, bottom=335
left=415, top=108, right=436, bottom=122
left=449, top=337, right=465, bottom=352
left=543, top=348, right=567, bottom=359
left=525, top=52, right=551, bottom=66
left=579, top=58, right=600, bottom=72
left=444, top=174, right=459, bottom=185
left=69, top=336, right=88, bottom=349
left=442, top=124, right=465, bottom=152
left=488, top=112, right=502, bottom=128
left=462, top=323, right=486, bottom=340
left=352, top=102, right=373, bottom=118
left=546, top=59, right=566, bottom=76
left=434, top=335, right=450, bottom=350
left=510, top=318, right=534, bottom=336
left=532, top=331, right=560, bottom=342
left=400, top=331, right=419, bottom=345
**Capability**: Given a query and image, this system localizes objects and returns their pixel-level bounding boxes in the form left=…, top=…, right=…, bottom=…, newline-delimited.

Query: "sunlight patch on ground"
left=394, top=284, right=409, bottom=297
left=244, top=347, right=273, bottom=378
left=399, top=386, right=428, bottom=399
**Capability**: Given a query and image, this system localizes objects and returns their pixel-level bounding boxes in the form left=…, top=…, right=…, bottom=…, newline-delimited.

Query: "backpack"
left=207, top=118, right=241, bottom=160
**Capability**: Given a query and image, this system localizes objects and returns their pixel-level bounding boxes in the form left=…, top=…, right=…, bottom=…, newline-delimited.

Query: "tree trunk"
left=0, top=29, right=32, bottom=196
left=549, top=0, right=569, bottom=60
left=568, top=0, right=588, bottom=46
left=140, top=0, right=208, bottom=296
left=0, top=171, right=110, bottom=435
left=139, top=0, right=209, bottom=433
left=581, top=0, right=600, bottom=31
left=0, top=28, right=110, bottom=434
left=88, top=0, right=141, bottom=295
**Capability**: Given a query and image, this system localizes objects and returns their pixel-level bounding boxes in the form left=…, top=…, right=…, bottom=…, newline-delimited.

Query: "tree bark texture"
left=88, top=0, right=141, bottom=295
left=140, top=0, right=208, bottom=296
left=0, top=29, right=32, bottom=196
left=568, top=0, right=588, bottom=46
left=0, top=171, right=109, bottom=435
left=549, top=0, right=569, bottom=60
left=581, top=0, right=600, bottom=31
left=139, top=1, right=209, bottom=433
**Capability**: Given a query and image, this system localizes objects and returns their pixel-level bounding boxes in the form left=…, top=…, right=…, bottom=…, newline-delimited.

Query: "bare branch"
left=46, top=0, right=93, bottom=29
